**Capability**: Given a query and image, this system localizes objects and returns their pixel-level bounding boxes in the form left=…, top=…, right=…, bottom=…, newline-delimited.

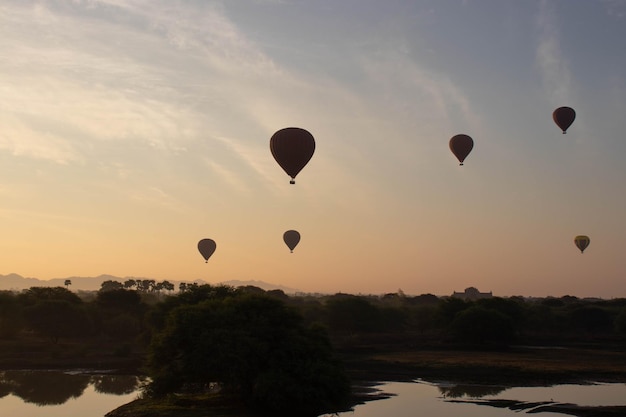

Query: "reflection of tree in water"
left=438, top=384, right=506, bottom=398
left=1, top=370, right=90, bottom=405
left=92, top=374, right=143, bottom=395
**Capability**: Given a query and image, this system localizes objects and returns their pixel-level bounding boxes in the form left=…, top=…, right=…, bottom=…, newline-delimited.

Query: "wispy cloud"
left=0, top=1, right=285, bottom=180
left=357, top=43, right=481, bottom=145
left=534, top=1, right=571, bottom=104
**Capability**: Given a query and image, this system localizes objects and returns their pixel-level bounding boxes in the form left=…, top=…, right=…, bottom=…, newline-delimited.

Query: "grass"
left=342, top=344, right=626, bottom=385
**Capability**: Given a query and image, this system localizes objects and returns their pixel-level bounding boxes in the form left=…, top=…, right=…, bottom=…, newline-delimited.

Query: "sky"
left=1, top=0, right=626, bottom=298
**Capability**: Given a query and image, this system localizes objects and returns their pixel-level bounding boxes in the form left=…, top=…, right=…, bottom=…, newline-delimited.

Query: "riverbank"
left=0, top=338, right=143, bottom=372
left=342, top=344, right=626, bottom=385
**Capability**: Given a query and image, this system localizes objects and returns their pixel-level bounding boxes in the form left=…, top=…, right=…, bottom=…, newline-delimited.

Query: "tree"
left=146, top=292, right=351, bottom=415
left=123, top=279, right=137, bottom=290
left=23, top=300, right=93, bottom=342
left=568, top=306, right=613, bottom=335
left=437, top=296, right=470, bottom=327
left=137, top=279, right=156, bottom=292
left=95, top=289, right=145, bottom=341
left=96, top=288, right=142, bottom=311
left=0, top=291, right=23, bottom=338
left=19, top=286, right=82, bottom=305
left=100, top=280, right=124, bottom=292
left=449, top=306, right=515, bottom=345
left=64, top=279, right=72, bottom=289
left=325, top=295, right=383, bottom=333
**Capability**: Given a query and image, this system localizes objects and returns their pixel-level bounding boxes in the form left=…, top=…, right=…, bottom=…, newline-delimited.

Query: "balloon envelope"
left=449, top=134, right=474, bottom=165
left=198, top=238, right=216, bottom=262
left=270, top=127, right=315, bottom=184
left=574, top=235, right=590, bottom=254
left=283, top=230, right=301, bottom=253
left=553, top=107, right=576, bottom=134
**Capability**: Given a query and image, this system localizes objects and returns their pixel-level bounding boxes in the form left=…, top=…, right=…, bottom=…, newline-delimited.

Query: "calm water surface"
left=330, top=379, right=626, bottom=417
left=2, top=370, right=626, bottom=416
left=0, top=370, right=143, bottom=417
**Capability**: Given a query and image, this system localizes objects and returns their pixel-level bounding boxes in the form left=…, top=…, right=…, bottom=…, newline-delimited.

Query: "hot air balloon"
left=553, top=107, right=576, bottom=134
left=574, top=235, right=590, bottom=254
left=270, top=127, right=315, bottom=184
left=283, top=230, right=301, bottom=253
left=198, top=238, right=216, bottom=262
left=449, top=134, right=474, bottom=166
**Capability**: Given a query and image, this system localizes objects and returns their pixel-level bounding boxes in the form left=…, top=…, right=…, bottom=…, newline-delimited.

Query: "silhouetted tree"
left=437, top=296, right=470, bottom=327
left=94, top=289, right=145, bottom=340
left=23, top=300, right=93, bottom=342
left=18, top=287, right=81, bottom=306
left=96, top=288, right=142, bottom=311
left=568, top=306, right=613, bottom=335
left=0, top=291, right=23, bottom=338
left=100, top=280, right=124, bottom=292
left=449, top=306, right=515, bottom=345
left=146, top=293, right=351, bottom=415
left=123, top=279, right=137, bottom=290
left=325, top=295, right=383, bottom=333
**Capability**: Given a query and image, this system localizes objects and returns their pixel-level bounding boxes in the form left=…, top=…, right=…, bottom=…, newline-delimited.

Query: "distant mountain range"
left=0, top=273, right=300, bottom=294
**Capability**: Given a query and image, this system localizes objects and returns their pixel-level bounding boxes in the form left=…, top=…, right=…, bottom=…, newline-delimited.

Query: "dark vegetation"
left=1, top=282, right=626, bottom=416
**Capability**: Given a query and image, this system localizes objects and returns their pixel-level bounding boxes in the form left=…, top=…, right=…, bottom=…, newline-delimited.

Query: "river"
left=334, top=379, right=626, bottom=417
left=0, top=370, right=144, bottom=417
left=1, top=370, right=625, bottom=416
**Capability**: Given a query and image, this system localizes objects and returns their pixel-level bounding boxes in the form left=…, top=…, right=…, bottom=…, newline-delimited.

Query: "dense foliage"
left=146, top=288, right=351, bottom=415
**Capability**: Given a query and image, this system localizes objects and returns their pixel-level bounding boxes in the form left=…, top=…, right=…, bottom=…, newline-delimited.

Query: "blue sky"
left=1, top=1, right=625, bottom=297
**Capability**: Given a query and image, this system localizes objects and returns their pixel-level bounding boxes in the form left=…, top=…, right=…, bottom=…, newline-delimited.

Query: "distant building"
left=451, top=287, right=493, bottom=300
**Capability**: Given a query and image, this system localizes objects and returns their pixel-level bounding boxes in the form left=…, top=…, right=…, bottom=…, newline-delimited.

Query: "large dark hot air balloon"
left=270, top=127, right=315, bottom=184
left=553, top=107, right=576, bottom=134
left=574, top=235, right=590, bottom=254
left=449, top=134, right=474, bottom=166
left=283, top=230, right=300, bottom=253
left=198, top=238, right=216, bottom=262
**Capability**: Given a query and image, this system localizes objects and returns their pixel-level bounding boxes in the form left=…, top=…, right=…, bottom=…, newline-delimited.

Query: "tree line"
left=2, top=283, right=626, bottom=350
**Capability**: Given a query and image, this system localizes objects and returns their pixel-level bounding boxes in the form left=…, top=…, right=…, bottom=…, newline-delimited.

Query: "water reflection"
left=336, top=380, right=626, bottom=417
left=0, top=370, right=143, bottom=406
left=92, top=374, right=143, bottom=395
left=437, top=383, right=506, bottom=398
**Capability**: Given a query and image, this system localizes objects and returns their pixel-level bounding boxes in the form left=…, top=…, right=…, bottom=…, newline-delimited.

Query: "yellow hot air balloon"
left=574, top=235, right=590, bottom=254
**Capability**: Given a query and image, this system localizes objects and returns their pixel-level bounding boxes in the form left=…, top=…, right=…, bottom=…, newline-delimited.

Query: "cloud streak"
left=535, top=1, right=572, bottom=104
